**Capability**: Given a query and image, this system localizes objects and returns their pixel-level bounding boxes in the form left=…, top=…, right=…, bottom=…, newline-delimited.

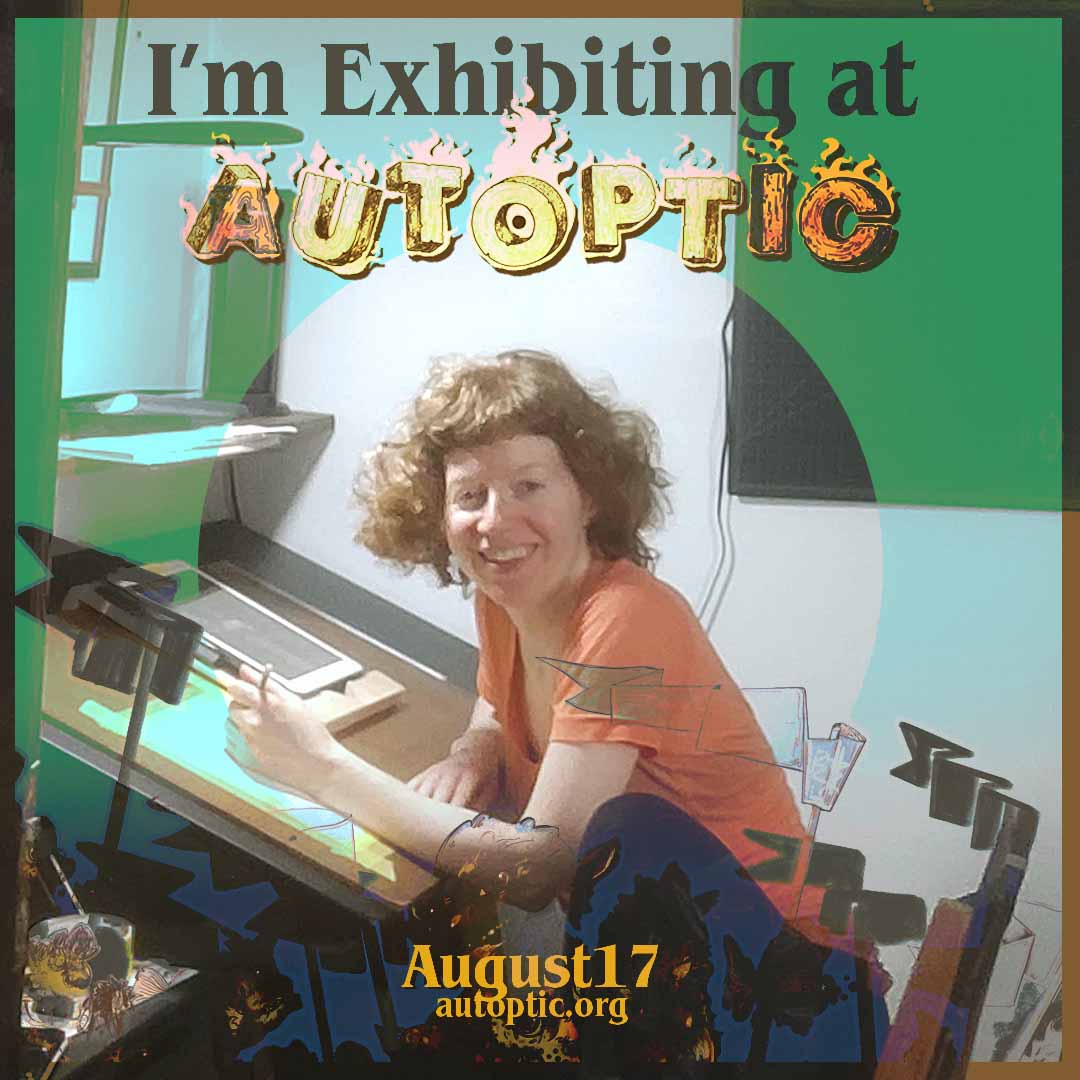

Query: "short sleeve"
left=547, top=569, right=725, bottom=756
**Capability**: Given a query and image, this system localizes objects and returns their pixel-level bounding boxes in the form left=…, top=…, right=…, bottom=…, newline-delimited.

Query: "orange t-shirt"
left=475, top=557, right=811, bottom=917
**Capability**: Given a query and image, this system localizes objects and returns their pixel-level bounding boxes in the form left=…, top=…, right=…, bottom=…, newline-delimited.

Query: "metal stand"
left=875, top=801, right=1039, bottom=1079
left=935, top=803, right=1039, bottom=1076
left=103, top=628, right=162, bottom=851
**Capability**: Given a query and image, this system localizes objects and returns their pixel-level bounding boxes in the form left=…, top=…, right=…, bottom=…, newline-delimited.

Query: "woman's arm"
left=221, top=666, right=486, bottom=850
left=520, top=740, right=638, bottom=858
left=407, top=697, right=503, bottom=807
left=431, top=740, right=639, bottom=910
left=220, top=667, right=637, bottom=910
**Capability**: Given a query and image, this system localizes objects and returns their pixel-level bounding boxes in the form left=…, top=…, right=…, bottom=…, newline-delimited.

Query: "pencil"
left=260, top=663, right=274, bottom=691
left=49, top=853, right=85, bottom=916
left=39, top=1036, right=68, bottom=1080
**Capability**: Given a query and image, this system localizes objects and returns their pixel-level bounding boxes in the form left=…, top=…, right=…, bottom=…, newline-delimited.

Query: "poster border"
left=5, top=2, right=1071, bottom=1075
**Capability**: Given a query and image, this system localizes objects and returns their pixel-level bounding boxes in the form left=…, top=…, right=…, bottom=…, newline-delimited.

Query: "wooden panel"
left=313, top=670, right=407, bottom=736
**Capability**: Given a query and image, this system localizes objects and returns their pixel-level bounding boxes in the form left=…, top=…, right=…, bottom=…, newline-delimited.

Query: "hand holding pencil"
left=217, top=660, right=344, bottom=799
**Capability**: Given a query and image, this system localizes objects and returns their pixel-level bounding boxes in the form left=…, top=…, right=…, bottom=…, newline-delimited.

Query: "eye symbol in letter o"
left=470, top=176, right=575, bottom=274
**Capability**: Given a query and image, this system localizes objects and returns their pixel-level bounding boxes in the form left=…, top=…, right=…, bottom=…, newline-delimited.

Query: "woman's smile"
left=481, top=544, right=533, bottom=563
left=478, top=544, right=536, bottom=570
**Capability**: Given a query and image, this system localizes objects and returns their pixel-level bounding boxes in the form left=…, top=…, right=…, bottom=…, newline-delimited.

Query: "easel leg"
left=360, top=918, right=400, bottom=1056
left=304, top=943, right=335, bottom=1065
left=103, top=784, right=131, bottom=853
left=103, top=643, right=159, bottom=851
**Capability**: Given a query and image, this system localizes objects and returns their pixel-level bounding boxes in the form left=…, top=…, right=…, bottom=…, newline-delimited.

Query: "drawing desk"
left=38, top=558, right=474, bottom=1050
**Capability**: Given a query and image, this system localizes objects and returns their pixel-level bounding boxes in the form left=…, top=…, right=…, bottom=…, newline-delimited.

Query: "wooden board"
left=312, top=670, right=406, bottom=735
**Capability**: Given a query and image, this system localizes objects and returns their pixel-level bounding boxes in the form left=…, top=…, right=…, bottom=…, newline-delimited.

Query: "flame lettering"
left=797, top=139, right=899, bottom=271
left=385, top=130, right=473, bottom=260
left=470, top=81, right=576, bottom=274
left=289, top=142, right=390, bottom=277
left=179, top=129, right=900, bottom=274
left=658, top=136, right=743, bottom=270
left=581, top=164, right=662, bottom=262
left=748, top=163, right=794, bottom=258
left=182, top=142, right=282, bottom=261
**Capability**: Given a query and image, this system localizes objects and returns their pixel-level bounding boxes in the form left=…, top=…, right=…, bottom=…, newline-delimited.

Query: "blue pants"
left=565, top=794, right=890, bottom=1069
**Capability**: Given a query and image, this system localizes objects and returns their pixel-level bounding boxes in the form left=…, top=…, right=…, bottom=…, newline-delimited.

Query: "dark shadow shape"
left=154, top=823, right=281, bottom=894
left=572, top=861, right=722, bottom=1071
left=75, top=841, right=221, bottom=970
left=243, top=881, right=369, bottom=976
left=729, top=287, right=876, bottom=501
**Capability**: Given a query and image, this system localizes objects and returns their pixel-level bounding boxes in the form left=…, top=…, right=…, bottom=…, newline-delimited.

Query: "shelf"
left=57, top=410, right=333, bottom=469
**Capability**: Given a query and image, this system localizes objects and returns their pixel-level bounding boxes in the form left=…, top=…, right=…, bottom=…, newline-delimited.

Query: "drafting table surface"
left=40, top=560, right=473, bottom=913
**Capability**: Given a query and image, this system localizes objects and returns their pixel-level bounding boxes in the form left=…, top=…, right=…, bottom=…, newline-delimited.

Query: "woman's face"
left=444, top=434, right=593, bottom=618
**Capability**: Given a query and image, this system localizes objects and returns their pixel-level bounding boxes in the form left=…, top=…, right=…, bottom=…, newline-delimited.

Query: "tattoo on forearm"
left=435, top=814, right=576, bottom=911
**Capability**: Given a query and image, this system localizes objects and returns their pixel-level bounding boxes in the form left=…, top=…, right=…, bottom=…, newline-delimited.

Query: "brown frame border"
left=12, top=4, right=1069, bottom=1075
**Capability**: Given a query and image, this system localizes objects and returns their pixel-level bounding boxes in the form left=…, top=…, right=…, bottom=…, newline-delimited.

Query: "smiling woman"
left=222, top=351, right=808, bottom=889
left=353, top=351, right=679, bottom=832
left=220, top=350, right=876, bottom=1064
left=223, top=352, right=807, bottom=882
left=443, top=434, right=595, bottom=617
left=347, top=353, right=809, bottom=894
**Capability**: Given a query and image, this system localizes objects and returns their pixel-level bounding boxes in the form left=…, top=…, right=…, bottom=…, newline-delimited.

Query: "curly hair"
left=355, top=349, right=671, bottom=586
